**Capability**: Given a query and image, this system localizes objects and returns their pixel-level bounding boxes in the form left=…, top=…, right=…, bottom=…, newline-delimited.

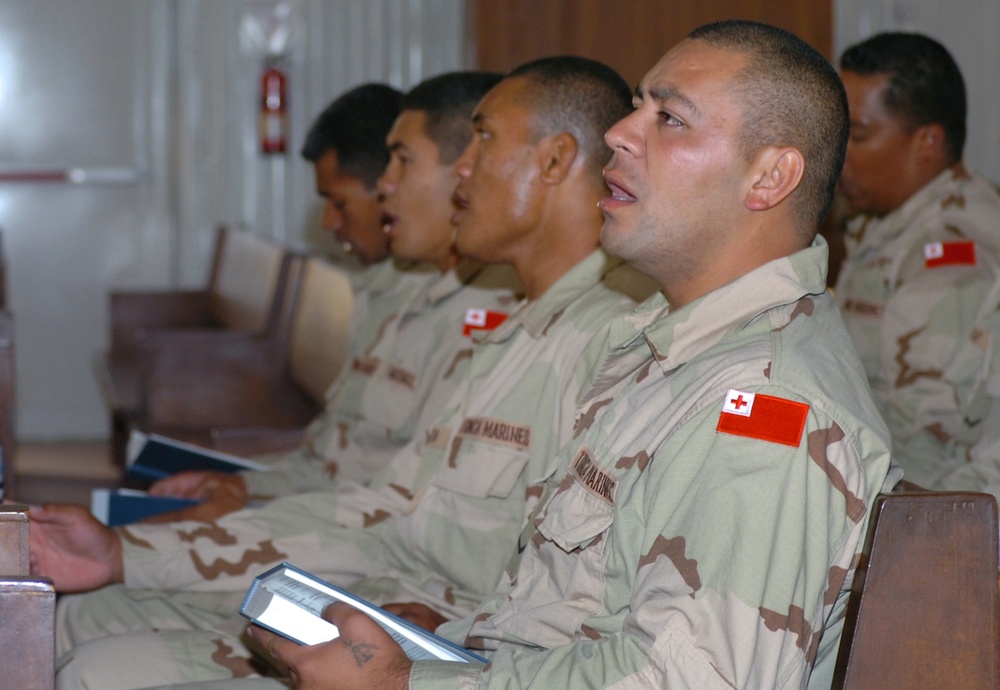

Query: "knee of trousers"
left=56, top=629, right=261, bottom=690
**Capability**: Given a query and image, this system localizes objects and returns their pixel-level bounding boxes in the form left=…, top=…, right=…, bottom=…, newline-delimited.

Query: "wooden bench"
left=130, top=254, right=354, bottom=457
left=95, top=225, right=296, bottom=463
left=834, top=489, right=1000, bottom=689
left=0, top=506, right=56, bottom=690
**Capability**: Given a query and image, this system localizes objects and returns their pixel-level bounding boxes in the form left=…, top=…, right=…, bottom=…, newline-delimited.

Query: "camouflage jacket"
left=119, top=250, right=652, bottom=619
left=833, top=164, right=1000, bottom=490
left=417, top=238, right=896, bottom=689
left=242, top=259, right=521, bottom=493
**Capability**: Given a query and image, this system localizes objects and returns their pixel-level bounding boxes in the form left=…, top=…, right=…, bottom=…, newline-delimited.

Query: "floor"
left=10, top=440, right=121, bottom=507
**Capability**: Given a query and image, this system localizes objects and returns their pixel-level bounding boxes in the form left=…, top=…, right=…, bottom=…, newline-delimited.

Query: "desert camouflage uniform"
left=242, top=259, right=521, bottom=494
left=834, top=165, right=1000, bottom=491
left=945, top=283, right=1000, bottom=499
left=411, top=237, right=897, bottom=690
left=55, top=250, right=653, bottom=689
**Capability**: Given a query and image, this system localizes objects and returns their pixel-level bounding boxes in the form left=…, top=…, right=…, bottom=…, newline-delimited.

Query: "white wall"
left=835, top=0, right=1000, bottom=185
left=0, top=0, right=468, bottom=441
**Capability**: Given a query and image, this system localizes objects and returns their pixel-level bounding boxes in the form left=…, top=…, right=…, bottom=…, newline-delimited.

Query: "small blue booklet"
left=90, top=488, right=198, bottom=526
left=125, top=430, right=269, bottom=483
left=240, top=562, right=487, bottom=664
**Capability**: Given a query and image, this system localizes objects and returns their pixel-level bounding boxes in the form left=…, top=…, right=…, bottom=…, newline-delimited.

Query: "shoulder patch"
left=924, top=241, right=975, bottom=269
left=716, top=389, right=809, bottom=447
left=463, top=308, right=508, bottom=336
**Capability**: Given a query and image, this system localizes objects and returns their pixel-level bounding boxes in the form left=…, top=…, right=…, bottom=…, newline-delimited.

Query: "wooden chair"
left=833, top=489, right=1000, bottom=689
left=95, top=225, right=296, bottom=463
left=0, top=505, right=56, bottom=690
left=0, top=311, right=14, bottom=499
left=132, top=254, right=354, bottom=457
left=0, top=227, right=8, bottom=310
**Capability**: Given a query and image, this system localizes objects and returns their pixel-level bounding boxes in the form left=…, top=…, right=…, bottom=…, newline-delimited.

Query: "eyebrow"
left=635, top=84, right=702, bottom=120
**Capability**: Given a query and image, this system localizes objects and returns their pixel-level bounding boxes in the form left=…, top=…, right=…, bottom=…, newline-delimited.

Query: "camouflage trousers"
left=55, top=585, right=281, bottom=689
left=54, top=571, right=472, bottom=689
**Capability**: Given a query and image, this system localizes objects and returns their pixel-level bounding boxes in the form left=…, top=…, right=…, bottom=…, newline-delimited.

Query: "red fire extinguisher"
left=259, top=59, right=287, bottom=155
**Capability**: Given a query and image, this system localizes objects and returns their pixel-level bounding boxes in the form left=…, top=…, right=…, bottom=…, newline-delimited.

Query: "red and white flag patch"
left=924, top=241, right=976, bottom=268
left=463, top=308, right=508, bottom=336
left=716, top=388, right=809, bottom=447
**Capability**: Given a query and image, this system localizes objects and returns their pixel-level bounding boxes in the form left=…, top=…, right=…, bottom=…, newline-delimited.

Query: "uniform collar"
left=846, top=163, right=971, bottom=252
left=611, top=236, right=829, bottom=376
left=478, top=249, right=622, bottom=343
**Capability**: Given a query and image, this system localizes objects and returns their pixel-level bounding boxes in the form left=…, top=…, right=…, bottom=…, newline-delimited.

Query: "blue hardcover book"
left=125, top=431, right=268, bottom=483
left=241, top=562, right=488, bottom=664
left=91, top=488, right=199, bottom=526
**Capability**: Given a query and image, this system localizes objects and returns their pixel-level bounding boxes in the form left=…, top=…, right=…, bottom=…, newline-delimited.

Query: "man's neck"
left=514, top=239, right=600, bottom=300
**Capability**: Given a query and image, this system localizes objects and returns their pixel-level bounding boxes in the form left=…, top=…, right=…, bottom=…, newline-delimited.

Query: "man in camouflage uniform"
left=833, top=33, right=1000, bottom=491
left=37, top=58, right=656, bottom=688
left=252, top=21, right=898, bottom=690
left=151, top=73, right=521, bottom=520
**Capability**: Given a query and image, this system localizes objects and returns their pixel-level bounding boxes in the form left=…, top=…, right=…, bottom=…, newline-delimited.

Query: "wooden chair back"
left=207, top=225, right=288, bottom=333
left=284, top=256, right=353, bottom=405
left=833, top=490, right=1000, bottom=689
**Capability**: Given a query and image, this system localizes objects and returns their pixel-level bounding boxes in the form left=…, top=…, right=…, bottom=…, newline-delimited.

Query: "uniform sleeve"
left=933, top=362, right=1000, bottom=497
left=240, top=442, right=340, bottom=499
left=120, top=488, right=397, bottom=591
left=409, top=395, right=881, bottom=690
left=876, top=260, right=995, bottom=488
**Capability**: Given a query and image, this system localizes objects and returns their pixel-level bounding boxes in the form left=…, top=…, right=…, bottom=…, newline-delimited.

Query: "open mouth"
left=599, top=172, right=637, bottom=211
left=381, top=212, right=398, bottom=236
left=450, top=189, right=470, bottom=226
left=603, top=170, right=637, bottom=200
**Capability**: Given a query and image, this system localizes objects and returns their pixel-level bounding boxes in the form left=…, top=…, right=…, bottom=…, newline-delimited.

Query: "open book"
left=240, top=562, right=487, bottom=664
left=126, top=430, right=269, bottom=483
left=91, top=488, right=198, bottom=526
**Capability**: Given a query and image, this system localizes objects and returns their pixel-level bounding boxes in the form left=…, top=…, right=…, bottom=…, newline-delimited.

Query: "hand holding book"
left=249, top=602, right=414, bottom=690
left=240, top=563, right=485, bottom=663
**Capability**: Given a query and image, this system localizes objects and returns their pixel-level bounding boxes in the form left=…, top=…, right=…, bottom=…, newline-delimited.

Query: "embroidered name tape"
left=924, top=241, right=976, bottom=268
left=457, top=416, right=531, bottom=451
left=350, top=355, right=380, bottom=376
left=570, top=447, right=616, bottom=505
left=716, top=388, right=809, bottom=447
left=464, top=308, right=508, bottom=336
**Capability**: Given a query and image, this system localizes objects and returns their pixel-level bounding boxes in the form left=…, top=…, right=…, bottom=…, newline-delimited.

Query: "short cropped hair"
left=300, top=83, right=403, bottom=188
left=840, top=32, right=966, bottom=164
left=403, top=71, right=504, bottom=165
left=690, top=20, right=849, bottom=235
left=506, top=56, right=633, bottom=184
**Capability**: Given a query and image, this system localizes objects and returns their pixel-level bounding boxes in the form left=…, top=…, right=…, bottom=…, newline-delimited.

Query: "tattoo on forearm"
left=341, top=638, right=378, bottom=668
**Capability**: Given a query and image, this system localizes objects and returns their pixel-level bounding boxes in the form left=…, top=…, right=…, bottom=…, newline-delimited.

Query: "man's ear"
left=538, top=132, right=579, bottom=184
left=745, top=146, right=805, bottom=211
left=913, top=122, right=947, bottom=160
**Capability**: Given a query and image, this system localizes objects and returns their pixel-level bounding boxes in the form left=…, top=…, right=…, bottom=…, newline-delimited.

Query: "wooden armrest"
left=208, top=426, right=307, bottom=457
left=0, top=577, right=56, bottom=690
left=110, top=290, right=214, bottom=352
left=0, top=504, right=29, bottom=574
left=139, top=334, right=279, bottom=427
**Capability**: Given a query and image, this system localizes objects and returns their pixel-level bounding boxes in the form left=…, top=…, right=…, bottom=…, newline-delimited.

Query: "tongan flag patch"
left=716, top=388, right=809, bottom=447
left=924, top=241, right=976, bottom=268
left=463, top=308, right=508, bottom=336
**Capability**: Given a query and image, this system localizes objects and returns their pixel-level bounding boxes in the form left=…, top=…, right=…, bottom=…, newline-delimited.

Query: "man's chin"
left=599, top=222, right=628, bottom=258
